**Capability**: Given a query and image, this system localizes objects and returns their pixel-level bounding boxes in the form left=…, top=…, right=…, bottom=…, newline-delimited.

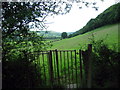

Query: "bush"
left=88, top=35, right=119, bottom=88
left=91, top=45, right=119, bottom=88
left=2, top=51, right=45, bottom=88
left=2, top=31, right=50, bottom=88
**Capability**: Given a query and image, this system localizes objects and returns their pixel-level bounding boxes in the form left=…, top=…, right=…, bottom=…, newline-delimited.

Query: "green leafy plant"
left=88, top=34, right=119, bottom=88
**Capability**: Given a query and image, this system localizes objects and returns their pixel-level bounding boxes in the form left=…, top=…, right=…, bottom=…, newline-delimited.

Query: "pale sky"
left=30, top=0, right=117, bottom=32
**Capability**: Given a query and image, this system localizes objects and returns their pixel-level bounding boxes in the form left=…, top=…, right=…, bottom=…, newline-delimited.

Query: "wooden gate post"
left=48, top=50, right=54, bottom=88
left=87, top=44, right=92, bottom=88
left=82, top=44, right=92, bottom=88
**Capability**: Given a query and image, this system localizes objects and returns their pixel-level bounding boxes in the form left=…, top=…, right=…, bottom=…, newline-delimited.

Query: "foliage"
left=87, top=34, right=119, bottom=88
left=61, top=32, right=68, bottom=39
left=2, top=32, right=50, bottom=88
left=3, top=52, right=44, bottom=88
left=69, top=3, right=120, bottom=38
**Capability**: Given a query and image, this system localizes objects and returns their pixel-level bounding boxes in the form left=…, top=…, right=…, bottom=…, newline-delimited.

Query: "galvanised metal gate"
left=31, top=44, right=92, bottom=89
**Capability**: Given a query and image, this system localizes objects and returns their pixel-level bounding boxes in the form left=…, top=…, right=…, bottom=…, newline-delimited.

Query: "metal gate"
left=31, top=44, right=92, bottom=89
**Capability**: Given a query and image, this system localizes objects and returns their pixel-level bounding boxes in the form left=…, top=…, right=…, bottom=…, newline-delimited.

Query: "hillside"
left=49, top=23, right=119, bottom=50
left=69, top=3, right=120, bottom=37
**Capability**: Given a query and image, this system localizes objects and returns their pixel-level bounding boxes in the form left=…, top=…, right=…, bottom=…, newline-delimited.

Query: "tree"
left=61, top=32, right=67, bottom=39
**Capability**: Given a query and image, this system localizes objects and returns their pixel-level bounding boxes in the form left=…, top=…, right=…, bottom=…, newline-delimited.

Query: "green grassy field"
left=49, top=23, right=119, bottom=51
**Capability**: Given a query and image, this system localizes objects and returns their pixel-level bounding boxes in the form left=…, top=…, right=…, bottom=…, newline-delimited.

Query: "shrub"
left=2, top=51, right=45, bottom=88
left=88, top=34, right=119, bottom=88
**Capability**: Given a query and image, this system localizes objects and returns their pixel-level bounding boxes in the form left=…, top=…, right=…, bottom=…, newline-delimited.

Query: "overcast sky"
left=31, top=0, right=117, bottom=32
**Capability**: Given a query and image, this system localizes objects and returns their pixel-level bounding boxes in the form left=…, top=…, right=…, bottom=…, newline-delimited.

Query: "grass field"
left=49, top=23, right=119, bottom=51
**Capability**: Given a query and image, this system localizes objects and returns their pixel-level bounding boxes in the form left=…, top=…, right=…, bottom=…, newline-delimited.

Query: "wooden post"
left=81, top=50, right=88, bottom=87
left=81, top=44, right=92, bottom=88
left=87, top=44, right=92, bottom=88
left=49, top=50, right=54, bottom=88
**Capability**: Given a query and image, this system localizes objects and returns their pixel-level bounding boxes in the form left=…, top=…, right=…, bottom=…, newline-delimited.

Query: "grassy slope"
left=49, top=23, right=119, bottom=50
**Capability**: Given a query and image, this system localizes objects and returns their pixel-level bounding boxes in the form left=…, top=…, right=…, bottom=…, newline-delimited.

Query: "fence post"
left=87, top=44, right=92, bottom=88
left=49, top=50, right=54, bottom=88
left=55, top=49, right=60, bottom=85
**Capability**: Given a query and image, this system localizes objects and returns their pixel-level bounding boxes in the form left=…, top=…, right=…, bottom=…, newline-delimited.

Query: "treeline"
left=43, top=37, right=61, bottom=39
left=36, top=31, right=61, bottom=38
left=69, top=3, right=120, bottom=38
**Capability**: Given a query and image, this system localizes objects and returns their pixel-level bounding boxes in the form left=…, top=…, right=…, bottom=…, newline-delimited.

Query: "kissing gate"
left=31, top=44, right=92, bottom=89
